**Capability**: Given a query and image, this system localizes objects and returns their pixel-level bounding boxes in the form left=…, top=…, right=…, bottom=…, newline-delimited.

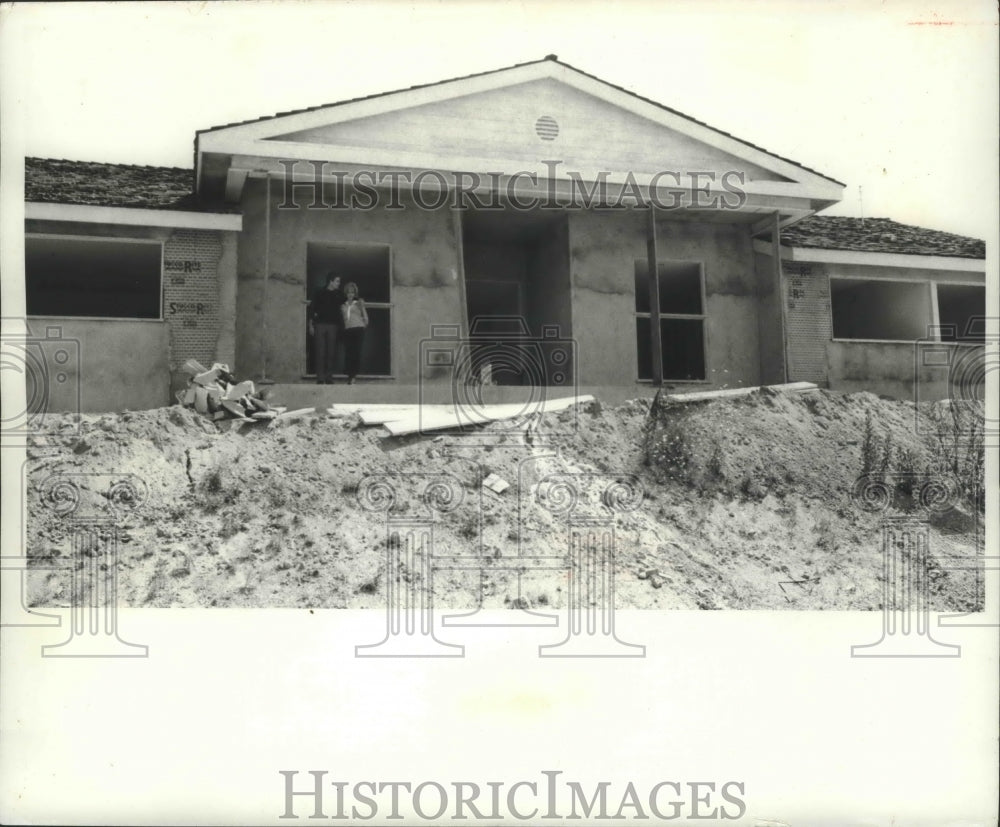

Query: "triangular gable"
left=267, top=78, right=788, bottom=183
left=198, top=58, right=843, bottom=201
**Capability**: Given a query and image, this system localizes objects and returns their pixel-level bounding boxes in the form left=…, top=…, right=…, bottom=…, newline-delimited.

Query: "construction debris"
left=662, top=381, right=817, bottom=404
left=482, top=473, right=510, bottom=495
left=175, top=359, right=285, bottom=425
left=323, top=396, right=594, bottom=434
left=379, top=395, right=595, bottom=437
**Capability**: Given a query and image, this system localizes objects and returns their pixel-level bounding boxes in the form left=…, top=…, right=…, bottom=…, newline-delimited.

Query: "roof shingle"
left=780, top=216, right=985, bottom=259
left=25, top=157, right=236, bottom=213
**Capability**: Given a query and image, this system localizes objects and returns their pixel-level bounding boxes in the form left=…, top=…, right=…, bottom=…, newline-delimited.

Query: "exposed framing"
left=634, top=256, right=709, bottom=383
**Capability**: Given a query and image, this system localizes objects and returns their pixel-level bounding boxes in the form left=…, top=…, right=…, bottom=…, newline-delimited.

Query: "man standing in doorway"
left=309, top=273, right=346, bottom=383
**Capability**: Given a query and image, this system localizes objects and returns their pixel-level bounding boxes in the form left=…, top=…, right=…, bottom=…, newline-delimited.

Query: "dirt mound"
left=643, top=388, right=932, bottom=500
left=23, top=388, right=984, bottom=611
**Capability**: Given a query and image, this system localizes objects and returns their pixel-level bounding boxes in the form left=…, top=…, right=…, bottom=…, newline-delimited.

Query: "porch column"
left=452, top=207, right=470, bottom=339
left=771, top=211, right=789, bottom=383
left=646, top=207, right=663, bottom=385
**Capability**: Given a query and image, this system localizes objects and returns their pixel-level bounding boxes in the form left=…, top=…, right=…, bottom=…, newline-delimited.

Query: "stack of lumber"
left=175, top=360, right=286, bottom=424
left=328, top=395, right=594, bottom=436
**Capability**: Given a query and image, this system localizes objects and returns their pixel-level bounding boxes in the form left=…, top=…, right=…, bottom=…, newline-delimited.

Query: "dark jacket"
left=312, top=287, right=346, bottom=325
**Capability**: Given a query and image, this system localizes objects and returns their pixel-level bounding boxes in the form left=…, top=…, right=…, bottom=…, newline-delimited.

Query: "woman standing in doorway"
left=341, top=282, right=369, bottom=384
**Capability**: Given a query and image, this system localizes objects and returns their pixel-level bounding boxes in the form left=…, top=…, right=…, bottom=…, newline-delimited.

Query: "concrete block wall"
left=567, top=209, right=646, bottom=388
left=568, top=210, right=766, bottom=391
left=236, top=179, right=464, bottom=385
left=24, top=220, right=176, bottom=412
left=654, top=218, right=762, bottom=389
left=27, top=317, right=169, bottom=413
left=826, top=339, right=985, bottom=401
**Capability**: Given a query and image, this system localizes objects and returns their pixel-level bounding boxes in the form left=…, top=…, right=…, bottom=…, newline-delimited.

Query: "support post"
left=452, top=207, right=470, bottom=340
left=772, top=211, right=788, bottom=383
left=262, top=173, right=271, bottom=380
left=647, top=207, right=663, bottom=385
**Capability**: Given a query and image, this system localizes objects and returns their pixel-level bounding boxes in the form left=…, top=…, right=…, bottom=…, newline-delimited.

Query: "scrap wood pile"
left=175, top=359, right=287, bottom=425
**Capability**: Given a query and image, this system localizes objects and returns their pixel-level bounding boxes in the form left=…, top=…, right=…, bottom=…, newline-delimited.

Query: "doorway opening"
left=460, top=209, right=573, bottom=388
left=305, top=243, right=392, bottom=378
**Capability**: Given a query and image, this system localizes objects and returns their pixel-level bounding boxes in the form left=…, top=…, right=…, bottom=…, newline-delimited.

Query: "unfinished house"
left=757, top=216, right=986, bottom=400
left=23, top=160, right=241, bottom=412
left=21, top=57, right=986, bottom=411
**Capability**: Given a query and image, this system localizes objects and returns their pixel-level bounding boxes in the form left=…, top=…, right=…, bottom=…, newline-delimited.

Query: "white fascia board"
left=218, top=140, right=841, bottom=202
left=26, top=202, right=243, bottom=231
left=544, top=63, right=843, bottom=193
left=751, top=238, right=985, bottom=273
left=199, top=61, right=843, bottom=197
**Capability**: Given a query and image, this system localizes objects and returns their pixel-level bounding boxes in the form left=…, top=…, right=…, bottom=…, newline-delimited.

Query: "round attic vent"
left=535, top=115, right=559, bottom=141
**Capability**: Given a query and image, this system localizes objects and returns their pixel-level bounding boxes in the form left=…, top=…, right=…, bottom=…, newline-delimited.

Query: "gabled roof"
left=780, top=216, right=985, bottom=259
left=25, top=157, right=236, bottom=213
left=196, top=55, right=844, bottom=189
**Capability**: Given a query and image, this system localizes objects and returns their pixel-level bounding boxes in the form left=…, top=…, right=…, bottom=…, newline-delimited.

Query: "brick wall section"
left=162, top=230, right=223, bottom=385
left=783, top=262, right=831, bottom=385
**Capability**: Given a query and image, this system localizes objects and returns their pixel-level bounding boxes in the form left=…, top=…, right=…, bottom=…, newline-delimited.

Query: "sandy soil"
left=23, top=388, right=984, bottom=611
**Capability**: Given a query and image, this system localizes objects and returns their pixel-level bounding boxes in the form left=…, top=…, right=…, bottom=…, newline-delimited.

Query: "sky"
left=2, top=0, right=998, bottom=241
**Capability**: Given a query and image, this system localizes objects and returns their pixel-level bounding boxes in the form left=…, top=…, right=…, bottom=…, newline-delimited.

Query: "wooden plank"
left=453, top=207, right=470, bottom=338
left=275, top=407, right=317, bottom=419
left=383, top=395, right=594, bottom=436
left=647, top=207, right=663, bottom=385
left=193, top=386, right=209, bottom=414
left=665, top=381, right=817, bottom=404
left=327, top=403, right=452, bottom=414
left=358, top=406, right=455, bottom=425
left=224, top=380, right=255, bottom=401
left=193, top=367, right=222, bottom=387
left=180, top=358, right=207, bottom=377
left=221, top=400, right=247, bottom=418
left=401, top=403, right=528, bottom=432
left=773, top=211, right=789, bottom=384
